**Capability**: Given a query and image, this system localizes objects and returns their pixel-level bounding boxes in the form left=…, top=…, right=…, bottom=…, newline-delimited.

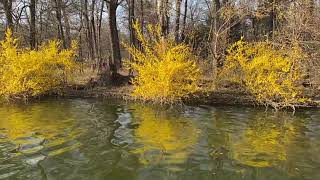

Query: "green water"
left=0, top=99, right=319, bottom=180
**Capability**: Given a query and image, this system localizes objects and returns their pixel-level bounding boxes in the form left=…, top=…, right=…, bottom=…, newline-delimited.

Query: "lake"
left=0, top=99, right=319, bottom=180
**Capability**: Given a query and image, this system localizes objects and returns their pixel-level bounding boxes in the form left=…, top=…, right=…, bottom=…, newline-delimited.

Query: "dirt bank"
left=62, top=85, right=320, bottom=109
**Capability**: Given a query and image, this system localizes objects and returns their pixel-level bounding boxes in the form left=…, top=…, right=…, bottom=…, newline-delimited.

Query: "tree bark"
left=138, top=0, right=144, bottom=50
left=61, top=1, right=71, bottom=48
left=106, top=0, right=122, bottom=74
left=140, top=0, right=144, bottom=31
left=256, top=0, right=276, bottom=38
left=78, top=1, right=84, bottom=73
left=159, top=0, right=169, bottom=35
left=90, top=0, right=98, bottom=65
left=2, top=0, right=13, bottom=30
left=211, top=0, right=222, bottom=86
left=97, top=0, right=104, bottom=70
left=181, top=0, right=188, bottom=41
left=30, top=0, right=36, bottom=49
left=54, top=0, right=66, bottom=48
left=84, top=0, right=95, bottom=63
left=174, top=0, right=182, bottom=42
left=128, top=0, right=137, bottom=47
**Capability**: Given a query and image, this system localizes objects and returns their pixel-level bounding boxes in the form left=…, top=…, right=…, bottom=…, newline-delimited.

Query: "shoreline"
left=61, top=85, right=320, bottom=109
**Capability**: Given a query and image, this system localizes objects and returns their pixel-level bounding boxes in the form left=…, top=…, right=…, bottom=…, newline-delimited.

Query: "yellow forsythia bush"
left=0, top=29, right=77, bottom=100
left=125, top=23, right=201, bottom=103
left=220, top=38, right=306, bottom=109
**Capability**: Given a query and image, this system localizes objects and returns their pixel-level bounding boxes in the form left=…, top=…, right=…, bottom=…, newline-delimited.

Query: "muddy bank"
left=63, top=85, right=133, bottom=99
left=62, top=85, right=320, bottom=108
left=63, top=85, right=254, bottom=106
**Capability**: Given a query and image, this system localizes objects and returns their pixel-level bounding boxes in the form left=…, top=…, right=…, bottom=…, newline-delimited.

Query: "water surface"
left=0, top=99, right=319, bottom=179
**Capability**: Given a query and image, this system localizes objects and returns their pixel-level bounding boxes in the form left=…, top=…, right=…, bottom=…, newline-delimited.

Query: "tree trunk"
left=2, top=0, right=13, bottom=30
left=78, top=1, right=84, bottom=73
left=129, top=0, right=137, bottom=47
left=159, top=0, right=169, bottom=35
left=138, top=0, right=144, bottom=50
left=84, top=0, right=95, bottom=63
left=211, top=0, right=222, bottom=86
left=61, top=1, right=72, bottom=48
left=39, top=5, right=43, bottom=43
left=256, top=0, right=275, bottom=39
left=181, top=0, right=188, bottom=41
left=140, top=0, right=144, bottom=32
left=54, top=0, right=66, bottom=48
left=174, top=0, right=182, bottom=42
left=30, top=0, right=36, bottom=49
left=90, top=0, right=98, bottom=65
left=97, top=0, right=104, bottom=70
left=214, top=0, right=221, bottom=10
left=106, top=0, right=122, bottom=74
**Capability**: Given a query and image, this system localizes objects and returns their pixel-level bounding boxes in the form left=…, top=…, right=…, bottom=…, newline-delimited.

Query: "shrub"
left=220, top=38, right=306, bottom=109
left=0, top=29, right=77, bottom=101
left=125, top=23, right=201, bottom=103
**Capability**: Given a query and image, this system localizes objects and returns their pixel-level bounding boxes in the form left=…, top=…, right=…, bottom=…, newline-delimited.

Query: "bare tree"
left=30, top=0, right=36, bottom=49
left=105, top=0, right=123, bottom=75
left=174, top=0, right=182, bottom=42
left=54, top=0, right=66, bottom=48
left=61, top=0, right=71, bottom=47
left=181, top=0, right=188, bottom=41
left=139, top=0, right=144, bottom=34
left=158, top=0, right=169, bottom=35
left=128, top=0, right=137, bottom=47
left=97, top=0, right=105, bottom=68
left=2, top=0, right=13, bottom=29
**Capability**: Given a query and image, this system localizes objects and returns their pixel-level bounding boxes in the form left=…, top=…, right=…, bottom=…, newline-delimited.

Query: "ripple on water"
left=0, top=170, right=20, bottom=179
left=0, top=126, right=84, bottom=179
left=24, top=155, right=46, bottom=166
left=111, top=112, right=134, bottom=147
left=1, top=99, right=320, bottom=180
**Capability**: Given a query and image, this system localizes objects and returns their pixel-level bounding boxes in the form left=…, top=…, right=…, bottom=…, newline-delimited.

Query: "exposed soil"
left=62, top=85, right=320, bottom=109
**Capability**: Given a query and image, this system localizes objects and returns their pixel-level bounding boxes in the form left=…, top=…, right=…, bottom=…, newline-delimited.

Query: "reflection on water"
left=0, top=99, right=319, bottom=180
left=231, top=113, right=295, bottom=168
left=130, top=105, right=199, bottom=168
left=0, top=101, right=85, bottom=173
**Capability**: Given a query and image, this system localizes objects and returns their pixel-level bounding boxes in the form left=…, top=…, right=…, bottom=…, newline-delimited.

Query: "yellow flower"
left=220, top=39, right=305, bottom=109
left=124, top=22, right=201, bottom=103
left=0, top=29, right=77, bottom=100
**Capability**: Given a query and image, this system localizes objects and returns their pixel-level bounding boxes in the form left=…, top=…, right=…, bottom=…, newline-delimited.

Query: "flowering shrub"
left=0, top=29, right=77, bottom=100
left=220, top=38, right=306, bottom=109
left=125, top=23, right=201, bottom=103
